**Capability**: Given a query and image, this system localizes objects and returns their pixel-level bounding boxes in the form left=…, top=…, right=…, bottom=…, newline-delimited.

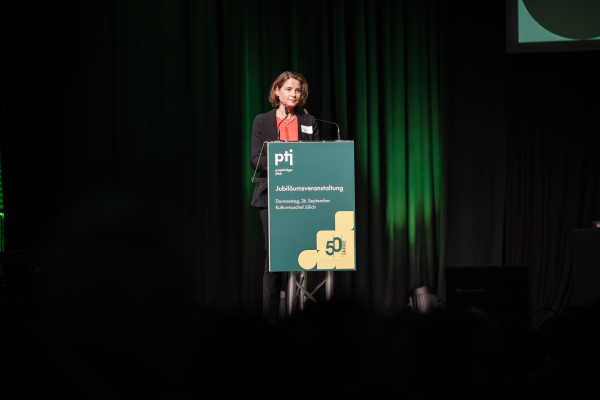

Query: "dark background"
left=1, top=0, right=599, bottom=327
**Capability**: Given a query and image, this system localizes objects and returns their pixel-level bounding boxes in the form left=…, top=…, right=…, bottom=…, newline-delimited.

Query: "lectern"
left=253, top=141, right=356, bottom=317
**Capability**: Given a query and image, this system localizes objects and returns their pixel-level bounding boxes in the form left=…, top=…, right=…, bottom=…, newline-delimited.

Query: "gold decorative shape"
left=298, top=211, right=355, bottom=270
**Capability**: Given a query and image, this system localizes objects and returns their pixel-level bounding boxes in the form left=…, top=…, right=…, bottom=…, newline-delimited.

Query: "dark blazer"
left=249, top=108, right=320, bottom=208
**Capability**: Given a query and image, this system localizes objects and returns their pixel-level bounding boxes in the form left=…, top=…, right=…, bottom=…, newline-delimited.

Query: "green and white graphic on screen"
left=519, top=0, right=600, bottom=43
left=268, top=142, right=356, bottom=272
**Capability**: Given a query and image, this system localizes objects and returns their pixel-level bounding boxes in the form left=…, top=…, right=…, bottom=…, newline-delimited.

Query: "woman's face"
left=276, top=78, right=302, bottom=108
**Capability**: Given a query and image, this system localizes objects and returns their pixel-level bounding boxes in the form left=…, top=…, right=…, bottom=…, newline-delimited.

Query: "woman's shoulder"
left=255, top=108, right=276, bottom=121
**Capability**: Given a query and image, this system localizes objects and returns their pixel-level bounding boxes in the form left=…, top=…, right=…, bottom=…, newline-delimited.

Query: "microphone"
left=276, top=108, right=290, bottom=141
left=303, top=109, right=342, bottom=141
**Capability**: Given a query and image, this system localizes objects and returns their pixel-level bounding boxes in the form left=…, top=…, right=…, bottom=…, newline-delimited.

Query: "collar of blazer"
left=269, top=108, right=313, bottom=142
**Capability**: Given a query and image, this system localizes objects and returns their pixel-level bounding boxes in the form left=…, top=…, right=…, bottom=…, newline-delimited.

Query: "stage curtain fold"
left=504, top=51, right=600, bottom=327
left=1, top=0, right=445, bottom=315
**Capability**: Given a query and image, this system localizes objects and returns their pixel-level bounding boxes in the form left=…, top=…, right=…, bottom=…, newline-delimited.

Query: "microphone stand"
left=276, top=107, right=290, bottom=142
left=303, top=109, right=342, bottom=141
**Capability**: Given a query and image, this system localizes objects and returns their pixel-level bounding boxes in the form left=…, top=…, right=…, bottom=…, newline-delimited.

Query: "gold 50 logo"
left=325, top=237, right=347, bottom=256
left=298, top=211, right=355, bottom=270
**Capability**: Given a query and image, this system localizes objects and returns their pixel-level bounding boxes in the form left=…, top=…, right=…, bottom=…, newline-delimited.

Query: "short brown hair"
left=268, top=71, right=309, bottom=108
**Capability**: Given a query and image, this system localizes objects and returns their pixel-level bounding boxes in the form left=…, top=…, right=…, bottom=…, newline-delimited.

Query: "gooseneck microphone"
left=276, top=107, right=290, bottom=141
left=303, top=109, right=342, bottom=141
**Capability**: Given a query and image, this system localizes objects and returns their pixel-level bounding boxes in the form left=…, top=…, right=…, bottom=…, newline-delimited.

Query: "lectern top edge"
left=267, top=140, right=354, bottom=143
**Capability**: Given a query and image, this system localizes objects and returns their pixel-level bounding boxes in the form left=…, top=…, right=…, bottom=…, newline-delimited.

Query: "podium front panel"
left=268, top=142, right=356, bottom=272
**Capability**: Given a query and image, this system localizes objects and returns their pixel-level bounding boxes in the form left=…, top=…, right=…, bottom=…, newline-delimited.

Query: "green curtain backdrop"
left=197, top=0, right=445, bottom=313
left=1, top=0, right=445, bottom=315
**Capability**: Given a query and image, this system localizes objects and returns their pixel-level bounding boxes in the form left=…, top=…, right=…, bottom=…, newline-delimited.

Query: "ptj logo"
left=274, top=150, right=293, bottom=166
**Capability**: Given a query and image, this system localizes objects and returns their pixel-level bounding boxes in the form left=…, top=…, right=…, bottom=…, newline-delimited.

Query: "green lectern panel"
left=268, top=142, right=356, bottom=272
